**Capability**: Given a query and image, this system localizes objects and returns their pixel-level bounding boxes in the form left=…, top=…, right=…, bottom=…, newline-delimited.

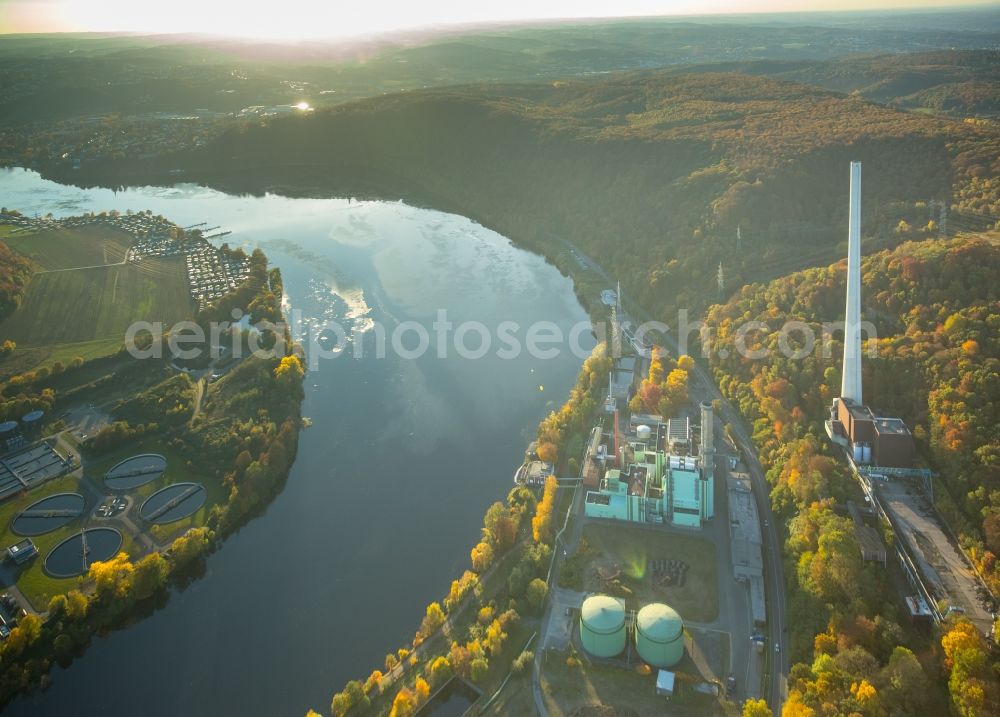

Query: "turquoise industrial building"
left=583, top=400, right=716, bottom=529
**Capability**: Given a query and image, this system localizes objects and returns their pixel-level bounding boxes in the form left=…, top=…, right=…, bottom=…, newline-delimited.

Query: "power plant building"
left=585, top=405, right=716, bottom=527
left=825, top=162, right=916, bottom=468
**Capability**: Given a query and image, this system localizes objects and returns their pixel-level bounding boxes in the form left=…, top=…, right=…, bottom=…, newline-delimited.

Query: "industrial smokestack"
left=700, top=402, right=714, bottom=475
left=840, top=161, right=863, bottom=404
left=699, top=401, right=715, bottom=519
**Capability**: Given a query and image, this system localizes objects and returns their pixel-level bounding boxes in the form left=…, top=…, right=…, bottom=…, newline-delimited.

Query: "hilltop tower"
left=840, top=161, right=863, bottom=405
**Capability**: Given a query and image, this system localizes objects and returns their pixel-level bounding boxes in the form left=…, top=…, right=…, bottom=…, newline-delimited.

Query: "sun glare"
left=3, top=1, right=990, bottom=39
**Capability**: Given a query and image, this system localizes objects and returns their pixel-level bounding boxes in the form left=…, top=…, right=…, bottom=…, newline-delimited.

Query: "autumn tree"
left=532, top=475, right=559, bottom=544
left=482, top=502, right=517, bottom=551
left=389, top=687, right=415, bottom=717
left=526, top=578, right=548, bottom=613
left=330, top=680, right=369, bottom=717
left=427, top=656, right=452, bottom=687
left=470, top=541, right=495, bottom=573
left=419, top=602, right=446, bottom=639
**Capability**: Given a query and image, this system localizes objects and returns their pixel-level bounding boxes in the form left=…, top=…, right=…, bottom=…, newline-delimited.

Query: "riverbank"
left=0, top=221, right=306, bottom=705
left=0, top=169, right=595, bottom=717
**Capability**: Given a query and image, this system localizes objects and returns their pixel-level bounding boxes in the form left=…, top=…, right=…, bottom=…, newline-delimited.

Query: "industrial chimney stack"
left=840, top=161, right=863, bottom=404
left=699, top=401, right=715, bottom=520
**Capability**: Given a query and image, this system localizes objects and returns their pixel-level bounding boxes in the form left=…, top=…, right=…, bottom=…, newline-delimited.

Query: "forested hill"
left=92, top=69, right=1000, bottom=320
left=682, top=50, right=1000, bottom=118
left=704, top=236, right=1000, bottom=715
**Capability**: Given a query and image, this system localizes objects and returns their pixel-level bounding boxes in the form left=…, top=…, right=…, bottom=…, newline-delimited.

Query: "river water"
left=0, top=168, right=593, bottom=716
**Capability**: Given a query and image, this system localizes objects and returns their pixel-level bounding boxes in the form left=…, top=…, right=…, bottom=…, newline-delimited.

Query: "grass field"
left=540, top=654, right=725, bottom=717
left=0, top=337, right=124, bottom=378
left=561, top=523, right=719, bottom=623
left=0, top=257, right=194, bottom=347
left=0, top=224, right=133, bottom=270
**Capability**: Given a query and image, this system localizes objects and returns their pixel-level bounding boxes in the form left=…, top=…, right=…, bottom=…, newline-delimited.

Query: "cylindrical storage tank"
left=852, top=443, right=863, bottom=463
left=636, top=425, right=652, bottom=441
left=635, top=603, right=684, bottom=668
left=0, top=421, right=16, bottom=437
left=862, top=444, right=872, bottom=465
left=580, top=595, right=626, bottom=658
left=21, top=410, right=43, bottom=434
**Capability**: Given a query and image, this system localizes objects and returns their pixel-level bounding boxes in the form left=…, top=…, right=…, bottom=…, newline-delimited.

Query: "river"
left=0, top=168, right=594, bottom=716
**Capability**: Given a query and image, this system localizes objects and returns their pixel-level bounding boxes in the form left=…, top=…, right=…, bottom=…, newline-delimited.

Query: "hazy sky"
left=1, top=0, right=995, bottom=38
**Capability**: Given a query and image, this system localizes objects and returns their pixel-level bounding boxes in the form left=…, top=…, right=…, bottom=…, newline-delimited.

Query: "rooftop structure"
left=514, top=460, right=553, bottom=487
left=668, top=455, right=701, bottom=528
left=848, top=501, right=887, bottom=564
left=5, top=538, right=37, bottom=565
left=830, top=393, right=914, bottom=469
left=728, top=475, right=763, bottom=579
left=655, top=670, right=676, bottom=697
left=666, top=418, right=691, bottom=454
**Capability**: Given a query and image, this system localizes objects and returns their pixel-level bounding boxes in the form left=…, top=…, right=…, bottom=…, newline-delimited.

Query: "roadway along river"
left=0, top=168, right=594, bottom=716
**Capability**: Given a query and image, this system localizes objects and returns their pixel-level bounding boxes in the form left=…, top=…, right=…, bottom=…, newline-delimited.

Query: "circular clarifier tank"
left=44, top=527, right=123, bottom=578
left=140, top=483, right=207, bottom=524
left=12, top=492, right=85, bottom=535
left=105, top=454, right=167, bottom=490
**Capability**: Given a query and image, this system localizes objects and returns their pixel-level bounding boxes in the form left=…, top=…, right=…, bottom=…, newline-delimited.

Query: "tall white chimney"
left=840, top=161, right=863, bottom=404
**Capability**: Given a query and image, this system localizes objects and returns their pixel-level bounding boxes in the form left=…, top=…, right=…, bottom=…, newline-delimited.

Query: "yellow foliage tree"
left=414, top=677, right=430, bottom=703
left=274, top=354, right=304, bottom=383
left=532, top=475, right=559, bottom=543
left=470, top=541, right=495, bottom=573
left=743, top=699, right=771, bottom=717
left=389, top=687, right=416, bottom=717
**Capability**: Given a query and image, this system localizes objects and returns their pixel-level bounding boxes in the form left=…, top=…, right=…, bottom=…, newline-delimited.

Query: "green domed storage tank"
left=579, top=594, right=626, bottom=658
left=635, top=603, right=684, bottom=667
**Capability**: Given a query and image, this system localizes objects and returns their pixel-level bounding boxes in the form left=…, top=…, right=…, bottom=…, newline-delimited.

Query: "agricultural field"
left=0, top=224, right=133, bottom=270
left=0, top=256, right=193, bottom=347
